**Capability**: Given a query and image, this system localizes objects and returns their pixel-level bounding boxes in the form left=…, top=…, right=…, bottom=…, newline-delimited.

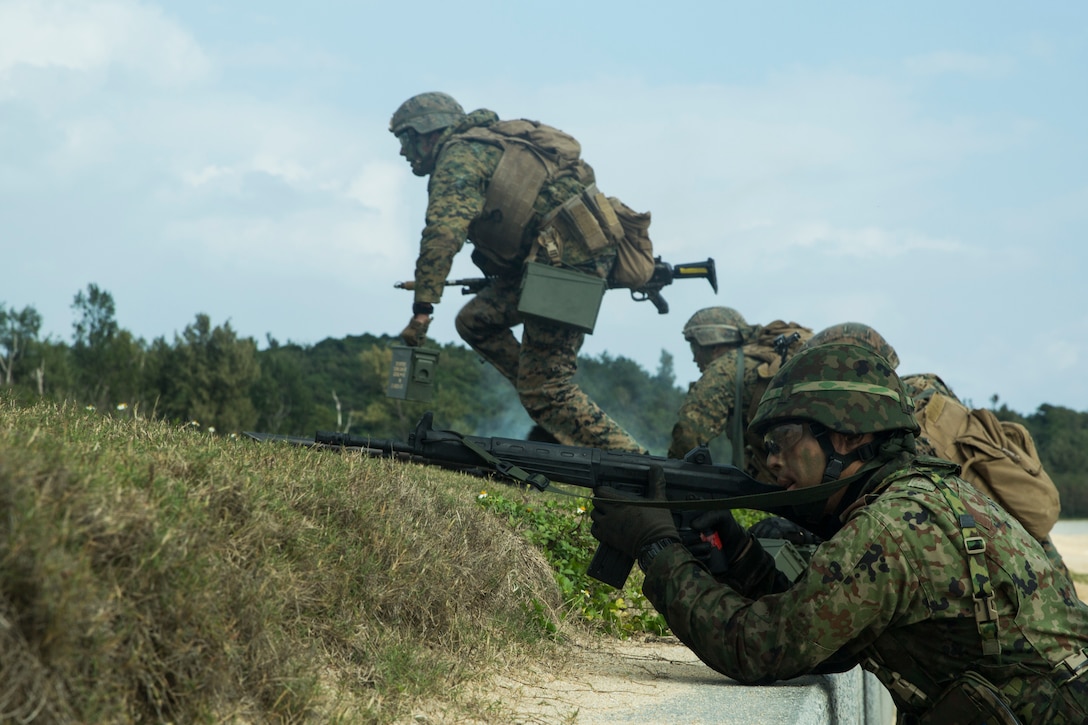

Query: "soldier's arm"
left=641, top=510, right=912, bottom=684
left=413, top=142, right=493, bottom=303
left=668, top=364, right=737, bottom=459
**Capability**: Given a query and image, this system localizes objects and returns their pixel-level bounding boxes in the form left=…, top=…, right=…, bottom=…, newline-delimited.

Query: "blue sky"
left=2, top=0, right=1086, bottom=416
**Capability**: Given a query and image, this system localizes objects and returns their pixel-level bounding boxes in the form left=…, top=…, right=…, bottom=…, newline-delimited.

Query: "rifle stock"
left=245, top=411, right=784, bottom=588
left=631, top=257, right=718, bottom=314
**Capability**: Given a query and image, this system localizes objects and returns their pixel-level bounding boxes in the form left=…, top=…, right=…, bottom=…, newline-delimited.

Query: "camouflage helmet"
left=800, top=322, right=900, bottom=370
left=682, top=306, right=749, bottom=347
left=389, top=92, right=466, bottom=136
left=749, top=342, right=919, bottom=437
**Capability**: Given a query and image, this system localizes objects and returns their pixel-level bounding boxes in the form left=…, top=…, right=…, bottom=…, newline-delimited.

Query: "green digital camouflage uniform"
left=669, top=320, right=811, bottom=481
left=643, top=462, right=1088, bottom=722
left=901, top=371, right=1073, bottom=587
left=643, top=344, right=1088, bottom=723
left=407, top=107, right=643, bottom=452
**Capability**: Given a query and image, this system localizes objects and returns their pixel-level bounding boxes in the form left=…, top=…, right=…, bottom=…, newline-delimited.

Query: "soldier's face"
left=764, top=423, right=826, bottom=491
left=690, top=342, right=730, bottom=373
left=398, top=130, right=438, bottom=176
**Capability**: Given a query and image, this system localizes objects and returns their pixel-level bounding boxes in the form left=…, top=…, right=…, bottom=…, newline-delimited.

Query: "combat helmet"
left=801, top=322, right=900, bottom=370
left=750, top=342, right=918, bottom=438
left=389, top=92, right=466, bottom=136
left=682, top=307, right=750, bottom=347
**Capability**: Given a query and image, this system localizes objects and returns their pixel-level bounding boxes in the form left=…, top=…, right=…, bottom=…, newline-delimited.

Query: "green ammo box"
left=756, top=538, right=811, bottom=583
left=386, top=345, right=440, bottom=402
left=517, top=261, right=607, bottom=334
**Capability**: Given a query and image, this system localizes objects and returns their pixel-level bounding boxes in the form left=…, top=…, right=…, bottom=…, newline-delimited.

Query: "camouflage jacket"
left=668, top=347, right=765, bottom=469
left=643, top=459, right=1088, bottom=722
left=669, top=322, right=810, bottom=476
left=412, top=109, right=613, bottom=304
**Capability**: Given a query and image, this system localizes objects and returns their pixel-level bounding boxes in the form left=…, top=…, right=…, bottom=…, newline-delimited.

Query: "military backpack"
left=908, top=383, right=1060, bottom=541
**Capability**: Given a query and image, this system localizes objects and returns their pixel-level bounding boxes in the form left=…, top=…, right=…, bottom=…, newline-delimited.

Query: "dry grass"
left=0, top=397, right=574, bottom=723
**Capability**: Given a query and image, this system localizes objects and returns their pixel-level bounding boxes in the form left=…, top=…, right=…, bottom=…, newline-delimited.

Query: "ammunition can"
left=517, top=261, right=607, bottom=334
left=755, top=538, right=811, bottom=583
left=386, top=345, right=441, bottom=402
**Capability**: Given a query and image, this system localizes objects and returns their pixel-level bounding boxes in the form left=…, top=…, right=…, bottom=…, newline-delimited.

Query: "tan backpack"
left=914, top=392, right=1060, bottom=540
left=604, top=196, right=655, bottom=289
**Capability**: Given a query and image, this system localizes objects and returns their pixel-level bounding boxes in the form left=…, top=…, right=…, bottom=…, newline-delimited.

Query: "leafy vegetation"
left=2, top=284, right=1088, bottom=515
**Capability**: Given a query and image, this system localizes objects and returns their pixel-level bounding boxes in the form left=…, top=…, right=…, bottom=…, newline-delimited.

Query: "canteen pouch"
left=918, top=671, right=1021, bottom=725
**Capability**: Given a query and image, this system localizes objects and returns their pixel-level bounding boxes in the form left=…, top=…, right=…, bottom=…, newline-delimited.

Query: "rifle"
left=244, top=412, right=808, bottom=589
left=394, top=256, right=719, bottom=315
left=632, top=257, right=718, bottom=314
left=394, top=278, right=492, bottom=295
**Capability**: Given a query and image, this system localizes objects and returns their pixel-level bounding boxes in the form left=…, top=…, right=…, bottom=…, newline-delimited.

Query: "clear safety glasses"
left=763, top=422, right=808, bottom=457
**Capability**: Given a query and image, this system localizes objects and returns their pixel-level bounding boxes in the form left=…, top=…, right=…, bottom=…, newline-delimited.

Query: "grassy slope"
left=0, top=398, right=572, bottom=723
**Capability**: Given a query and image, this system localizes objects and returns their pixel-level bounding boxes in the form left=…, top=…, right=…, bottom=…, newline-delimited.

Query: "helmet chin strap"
left=809, top=422, right=877, bottom=482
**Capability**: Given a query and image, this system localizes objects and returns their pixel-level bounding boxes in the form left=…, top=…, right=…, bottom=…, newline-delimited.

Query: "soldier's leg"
left=516, top=318, right=645, bottom=453
left=454, top=278, right=522, bottom=386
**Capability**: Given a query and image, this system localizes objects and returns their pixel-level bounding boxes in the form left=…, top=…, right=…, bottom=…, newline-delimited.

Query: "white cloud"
left=904, top=51, right=1013, bottom=77
left=0, top=0, right=209, bottom=85
left=789, top=223, right=966, bottom=257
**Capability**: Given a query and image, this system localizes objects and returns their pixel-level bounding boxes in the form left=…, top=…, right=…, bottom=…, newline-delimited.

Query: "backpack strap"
left=731, top=346, right=745, bottom=469
left=932, top=477, right=1002, bottom=659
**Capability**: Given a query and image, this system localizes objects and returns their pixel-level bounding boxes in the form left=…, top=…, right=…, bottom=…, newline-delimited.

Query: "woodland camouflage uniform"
left=644, top=344, right=1088, bottom=723
left=801, top=324, right=1071, bottom=582
left=901, top=371, right=1073, bottom=586
left=669, top=307, right=811, bottom=481
left=392, top=94, right=642, bottom=452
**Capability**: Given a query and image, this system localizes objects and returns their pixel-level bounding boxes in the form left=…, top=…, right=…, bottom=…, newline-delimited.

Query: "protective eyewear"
left=763, top=422, right=807, bottom=457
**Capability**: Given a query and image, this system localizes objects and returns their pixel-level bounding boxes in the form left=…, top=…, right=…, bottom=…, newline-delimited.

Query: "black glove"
left=679, top=509, right=750, bottom=577
left=748, top=516, right=823, bottom=546
left=590, top=465, right=678, bottom=561
left=400, top=316, right=430, bottom=347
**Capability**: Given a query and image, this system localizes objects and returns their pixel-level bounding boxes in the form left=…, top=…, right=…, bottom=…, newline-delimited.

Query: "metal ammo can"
left=386, top=345, right=441, bottom=402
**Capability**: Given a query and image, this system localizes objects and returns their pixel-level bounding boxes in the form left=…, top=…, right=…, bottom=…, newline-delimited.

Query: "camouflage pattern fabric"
left=802, top=321, right=901, bottom=370
left=454, top=261, right=643, bottom=453
left=407, top=108, right=641, bottom=452
left=902, top=371, right=1073, bottom=584
left=670, top=321, right=811, bottom=482
left=668, top=347, right=774, bottom=478
left=411, top=108, right=614, bottom=303
left=749, top=342, right=918, bottom=437
left=642, top=460, right=1088, bottom=722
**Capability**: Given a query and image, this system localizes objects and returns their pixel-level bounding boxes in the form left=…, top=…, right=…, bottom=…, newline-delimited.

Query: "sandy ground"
left=1051, top=532, right=1088, bottom=600
left=461, top=533, right=1088, bottom=724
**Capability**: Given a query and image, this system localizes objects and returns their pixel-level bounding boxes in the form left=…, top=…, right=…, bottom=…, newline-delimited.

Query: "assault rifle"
left=394, top=278, right=492, bottom=295
left=393, top=256, right=718, bottom=315
left=243, top=412, right=818, bottom=589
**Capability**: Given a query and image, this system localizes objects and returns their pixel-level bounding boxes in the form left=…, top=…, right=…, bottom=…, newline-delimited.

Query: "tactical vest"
left=449, top=120, right=596, bottom=266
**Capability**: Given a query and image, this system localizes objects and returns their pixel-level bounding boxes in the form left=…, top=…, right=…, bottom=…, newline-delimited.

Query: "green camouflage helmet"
left=683, top=306, right=749, bottom=347
left=800, top=321, right=900, bottom=369
left=749, top=342, right=919, bottom=436
left=389, top=92, right=466, bottom=136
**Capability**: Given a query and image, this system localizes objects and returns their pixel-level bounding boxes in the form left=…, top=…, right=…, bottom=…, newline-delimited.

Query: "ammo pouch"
left=536, top=183, right=623, bottom=264
left=918, top=672, right=1021, bottom=725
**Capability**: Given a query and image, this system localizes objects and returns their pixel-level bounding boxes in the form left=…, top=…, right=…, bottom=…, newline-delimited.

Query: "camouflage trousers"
left=454, top=276, right=645, bottom=453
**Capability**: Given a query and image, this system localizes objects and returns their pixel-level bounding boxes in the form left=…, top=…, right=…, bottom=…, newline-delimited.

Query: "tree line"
left=2, top=284, right=1086, bottom=516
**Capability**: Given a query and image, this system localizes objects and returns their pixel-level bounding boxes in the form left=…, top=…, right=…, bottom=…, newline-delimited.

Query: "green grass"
left=0, top=397, right=571, bottom=723
left=0, top=396, right=774, bottom=722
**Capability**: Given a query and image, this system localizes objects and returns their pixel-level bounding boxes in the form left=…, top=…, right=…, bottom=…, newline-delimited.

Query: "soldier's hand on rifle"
left=591, top=465, right=678, bottom=561
left=400, top=313, right=431, bottom=347
left=681, top=509, right=750, bottom=577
